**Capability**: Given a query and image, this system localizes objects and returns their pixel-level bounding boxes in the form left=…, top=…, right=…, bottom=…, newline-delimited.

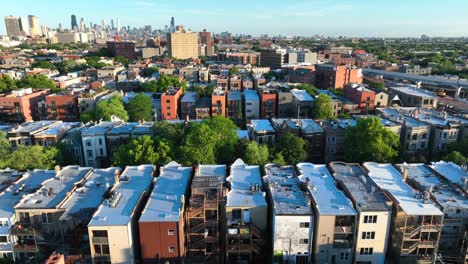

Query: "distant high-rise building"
left=79, top=18, right=85, bottom=32
left=169, top=16, right=175, bottom=32
left=101, top=19, right=106, bottom=28
left=18, top=16, right=26, bottom=34
left=199, top=29, right=214, bottom=56
left=58, top=23, right=63, bottom=32
left=117, top=18, right=121, bottom=31
left=167, top=25, right=199, bottom=59
left=4, top=16, right=21, bottom=37
left=71, top=14, right=77, bottom=30
left=111, top=19, right=114, bottom=30
left=28, top=15, right=40, bottom=37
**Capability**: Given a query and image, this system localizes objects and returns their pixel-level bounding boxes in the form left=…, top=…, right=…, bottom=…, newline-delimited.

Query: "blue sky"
left=1, top=0, right=468, bottom=37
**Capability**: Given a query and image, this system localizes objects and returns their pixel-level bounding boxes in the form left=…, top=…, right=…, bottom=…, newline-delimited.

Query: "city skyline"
left=1, top=0, right=468, bottom=37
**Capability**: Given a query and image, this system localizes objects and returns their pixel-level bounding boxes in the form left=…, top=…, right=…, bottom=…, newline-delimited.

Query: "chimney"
left=114, top=170, right=120, bottom=184
left=402, top=168, right=408, bottom=181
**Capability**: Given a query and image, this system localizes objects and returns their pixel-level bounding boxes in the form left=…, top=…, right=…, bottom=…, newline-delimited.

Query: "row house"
left=429, top=161, right=468, bottom=193
left=0, top=88, right=49, bottom=122
left=387, top=86, right=438, bottom=109
left=230, top=75, right=242, bottom=91
left=297, top=163, right=357, bottom=264
left=195, top=97, right=211, bottom=119
left=180, top=91, right=200, bottom=120
left=38, top=92, right=80, bottom=121
left=363, top=162, right=444, bottom=264
left=211, top=87, right=227, bottom=117
left=315, top=64, right=363, bottom=89
left=343, top=83, right=375, bottom=112
left=88, top=165, right=155, bottom=264
left=258, top=86, right=277, bottom=119
left=248, top=119, right=276, bottom=144
left=7, top=120, right=61, bottom=147
left=161, top=87, right=183, bottom=120
left=264, top=164, right=314, bottom=264
left=226, top=91, right=242, bottom=123
left=291, top=89, right=314, bottom=119
left=319, top=119, right=357, bottom=162
left=139, top=162, right=191, bottom=264
left=242, top=76, right=254, bottom=90
left=243, top=89, right=260, bottom=120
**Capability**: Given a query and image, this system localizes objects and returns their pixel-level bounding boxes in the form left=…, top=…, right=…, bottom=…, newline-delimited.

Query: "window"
left=421, top=142, right=426, bottom=148
left=86, top=141, right=92, bottom=146
left=340, top=252, right=349, bottom=260
left=360, top=247, right=373, bottom=255
left=102, top=244, right=110, bottom=254
left=166, top=100, right=170, bottom=103
left=422, top=133, right=427, bottom=139
left=99, top=138, right=102, bottom=145
left=94, top=244, right=102, bottom=254
left=300, top=222, right=310, bottom=228
left=363, top=215, right=377, bottom=223
left=92, top=230, right=108, bottom=237
left=87, top=150, right=93, bottom=157
left=168, top=246, right=175, bottom=253
left=412, top=134, right=417, bottom=140
left=0, top=236, right=8, bottom=243
left=299, top=239, right=309, bottom=244
left=168, top=229, right=175, bottom=235
left=41, top=213, right=51, bottom=223
left=232, top=209, right=241, bottom=220
left=362, top=231, right=375, bottom=240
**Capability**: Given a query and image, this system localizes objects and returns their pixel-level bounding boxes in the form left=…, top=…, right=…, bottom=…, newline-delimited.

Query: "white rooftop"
left=139, top=162, right=191, bottom=222
left=235, top=129, right=249, bottom=139
left=243, top=89, right=259, bottom=101
left=15, top=166, right=93, bottom=209
left=297, top=163, right=356, bottom=216
left=9, top=121, right=60, bottom=134
left=35, top=122, right=81, bottom=136
left=196, top=164, right=226, bottom=183
left=89, top=165, right=155, bottom=226
left=249, top=119, right=275, bottom=132
left=0, top=170, right=56, bottom=219
left=389, top=86, right=436, bottom=99
left=291, top=89, right=314, bottom=102
left=82, top=121, right=119, bottom=136
left=181, top=91, right=199, bottom=103
left=59, top=167, right=121, bottom=221
left=226, top=159, right=267, bottom=208
left=429, top=161, right=468, bottom=190
left=364, top=162, right=443, bottom=216
left=263, top=164, right=312, bottom=215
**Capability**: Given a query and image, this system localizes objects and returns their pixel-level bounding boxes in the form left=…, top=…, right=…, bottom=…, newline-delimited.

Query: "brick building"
left=258, top=87, right=277, bottom=118
left=0, top=88, right=49, bottom=122
left=315, top=64, right=363, bottom=89
left=42, top=92, right=79, bottom=121
left=106, top=40, right=137, bottom=60
left=161, top=87, right=183, bottom=120
left=343, top=83, right=375, bottom=111
left=211, top=87, right=226, bottom=117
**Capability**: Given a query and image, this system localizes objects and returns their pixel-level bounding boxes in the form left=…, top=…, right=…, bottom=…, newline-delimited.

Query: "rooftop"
left=295, top=119, right=324, bottom=133
left=8, top=121, right=60, bottom=134
left=0, top=170, right=56, bottom=219
left=89, top=165, right=155, bottom=226
left=196, top=164, right=226, bottom=182
left=226, top=159, right=267, bottom=208
left=227, top=90, right=242, bottom=101
left=15, top=166, right=93, bottom=209
left=318, top=89, right=340, bottom=100
left=398, top=163, right=468, bottom=211
left=329, top=162, right=390, bottom=212
left=263, top=164, right=312, bottom=215
left=249, top=119, right=275, bottom=132
left=377, top=108, right=428, bottom=128
left=235, top=129, right=249, bottom=139
left=243, top=89, right=259, bottom=101
left=389, top=86, right=436, bottom=99
left=297, top=163, right=356, bottom=216
left=429, top=161, right=468, bottom=190
left=347, top=83, right=374, bottom=93
left=363, top=162, right=443, bottom=216
left=271, top=118, right=301, bottom=131
left=181, top=91, right=199, bottom=103
left=139, top=162, right=191, bottom=222
left=81, top=121, right=119, bottom=136
left=291, top=89, right=314, bottom=102
left=35, top=122, right=81, bottom=136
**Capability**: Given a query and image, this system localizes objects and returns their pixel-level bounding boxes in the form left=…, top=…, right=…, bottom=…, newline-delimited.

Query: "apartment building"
left=0, top=169, right=55, bottom=261
left=0, top=88, right=49, bottom=122
left=363, top=162, right=444, bottom=264
left=315, top=64, right=363, bottom=89
left=264, top=164, right=313, bottom=264
left=139, top=162, right=191, bottom=264
left=297, top=163, right=357, bottom=264
left=429, top=161, right=468, bottom=193
left=185, top=165, right=226, bottom=263
left=258, top=86, right=277, bottom=118
left=217, top=75, right=229, bottom=90
left=229, top=75, right=242, bottom=91
left=226, top=91, right=242, bottom=122
left=329, top=162, right=392, bottom=264
left=226, top=159, right=268, bottom=264
left=6, top=120, right=60, bottom=147
left=12, top=166, right=93, bottom=261
left=319, top=119, right=357, bottom=162
left=242, top=76, right=254, bottom=90
left=212, top=87, right=226, bottom=117
left=343, top=83, right=375, bottom=111
left=291, top=89, right=314, bottom=118
left=106, top=40, right=136, bottom=60
left=248, top=119, right=275, bottom=144
left=81, top=121, right=120, bottom=168
left=33, top=121, right=81, bottom=147
left=180, top=91, right=200, bottom=120
left=195, top=97, right=211, bottom=119
left=167, top=26, right=199, bottom=59
left=401, top=163, right=468, bottom=263
left=243, top=89, right=260, bottom=120
left=88, top=165, right=155, bottom=264
left=161, top=87, right=183, bottom=120
left=388, top=86, right=438, bottom=109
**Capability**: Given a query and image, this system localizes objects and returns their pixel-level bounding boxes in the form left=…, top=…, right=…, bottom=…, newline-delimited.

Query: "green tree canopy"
left=345, top=117, right=399, bottom=163
left=142, top=66, right=160, bottom=77
left=96, top=95, right=128, bottom=122
left=242, top=141, right=269, bottom=166
left=16, top=74, right=56, bottom=90
left=443, top=151, right=466, bottom=166
left=31, top=61, right=57, bottom=70
left=314, top=94, right=334, bottom=120
left=274, top=132, right=308, bottom=165
left=112, top=135, right=170, bottom=167
left=0, top=75, right=17, bottom=93
left=141, top=74, right=187, bottom=93
left=114, top=55, right=129, bottom=65
left=126, top=93, right=153, bottom=122
left=296, top=83, right=318, bottom=96
left=2, top=145, right=60, bottom=171
left=179, top=123, right=218, bottom=165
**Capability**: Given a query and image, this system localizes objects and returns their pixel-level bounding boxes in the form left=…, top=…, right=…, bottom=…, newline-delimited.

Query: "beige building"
left=374, top=91, right=388, bottom=108
left=297, top=163, right=357, bottom=264
left=4, top=16, right=22, bottom=37
left=28, top=15, right=40, bottom=37
left=167, top=26, right=199, bottom=59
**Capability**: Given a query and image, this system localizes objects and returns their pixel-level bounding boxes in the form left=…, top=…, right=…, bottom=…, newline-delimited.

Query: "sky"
left=1, top=0, right=468, bottom=37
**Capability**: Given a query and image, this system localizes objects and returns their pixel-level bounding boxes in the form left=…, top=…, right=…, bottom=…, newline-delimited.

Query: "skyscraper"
left=71, top=14, right=77, bottom=30
left=117, top=18, right=121, bottom=31
left=169, top=16, right=175, bottom=32
left=79, top=18, right=85, bottom=32
left=28, top=15, right=40, bottom=37
left=111, top=19, right=114, bottom=30
left=4, top=16, right=21, bottom=37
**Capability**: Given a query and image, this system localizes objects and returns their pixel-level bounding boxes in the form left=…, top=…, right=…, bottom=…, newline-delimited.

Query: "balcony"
left=92, top=237, right=109, bottom=244
left=334, top=225, right=353, bottom=234
left=333, top=239, right=353, bottom=249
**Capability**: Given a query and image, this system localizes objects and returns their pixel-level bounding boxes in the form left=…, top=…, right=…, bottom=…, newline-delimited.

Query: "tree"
left=296, top=83, right=318, bottom=96
left=229, top=66, right=239, bottom=75
left=0, top=75, right=17, bottom=94
left=0, top=131, right=11, bottom=168
left=115, top=55, right=129, bottom=65
left=126, top=93, right=152, bottom=122
left=271, top=153, right=286, bottom=166
left=31, top=61, right=57, bottom=70
left=141, top=74, right=186, bottom=93
left=204, top=116, right=238, bottom=164
left=313, top=94, right=334, bottom=120
left=275, top=133, right=308, bottom=165
left=345, top=117, right=399, bottom=163
left=112, top=136, right=169, bottom=166
left=16, top=74, right=56, bottom=90
left=243, top=141, right=269, bottom=166
left=4, top=145, right=60, bottom=171
left=444, top=151, right=466, bottom=166
left=179, top=123, right=218, bottom=165
left=80, top=110, right=96, bottom=123
left=191, top=85, right=215, bottom=97
left=96, top=95, right=128, bottom=121
left=142, top=66, right=160, bottom=77
left=85, top=56, right=110, bottom=69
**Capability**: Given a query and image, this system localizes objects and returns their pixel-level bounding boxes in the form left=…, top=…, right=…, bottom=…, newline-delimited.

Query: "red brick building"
left=106, top=40, right=136, bottom=60
left=43, top=92, right=79, bottom=121
left=315, top=64, right=363, bottom=89
left=344, top=83, right=375, bottom=110
left=288, top=65, right=316, bottom=84
left=216, top=75, right=228, bottom=90
left=212, top=87, right=226, bottom=117
left=161, top=87, right=183, bottom=120
left=0, top=88, right=49, bottom=122
left=258, top=87, right=277, bottom=118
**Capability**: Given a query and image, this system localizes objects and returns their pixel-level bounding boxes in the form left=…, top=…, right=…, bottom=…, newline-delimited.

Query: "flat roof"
left=196, top=164, right=226, bottom=182
left=132, top=122, right=155, bottom=135
left=297, top=163, right=356, bottom=216
left=429, top=161, right=468, bottom=190
left=271, top=118, right=301, bottom=131
left=59, top=167, right=121, bottom=222
left=329, top=162, right=390, bottom=212
left=139, top=162, right=191, bottom=222
left=35, top=122, right=81, bottom=136
left=249, top=119, right=275, bottom=132
left=181, top=91, right=199, bottom=103
left=377, top=108, right=428, bottom=128
left=363, top=162, right=443, bottom=216
left=389, top=86, right=436, bottom=99
left=9, top=121, right=60, bottom=134
left=15, top=166, right=92, bottom=209
left=296, top=119, right=324, bottom=133
left=398, top=163, right=468, bottom=211
left=263, top=164, right=312, bottom=215
left=227, top=90, right=242, bottom=100
left=0, top=170, right=56, bottom=219
left=291, top=89, right=314, bottom=102
left=89, top=165, right=155, bottom=226
left=235, top=129, right=249, bottom=139
left=226, top=159, right=267, bottom=208
left=82, top=121, right=119, bottom=136
left=108, top=122, right=137, bottom=135
left=243, top=89, right=259, bottom=101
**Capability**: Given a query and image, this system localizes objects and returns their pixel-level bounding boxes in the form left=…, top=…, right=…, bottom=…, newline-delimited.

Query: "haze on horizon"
left=1, top=0, right=467, bottom=38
